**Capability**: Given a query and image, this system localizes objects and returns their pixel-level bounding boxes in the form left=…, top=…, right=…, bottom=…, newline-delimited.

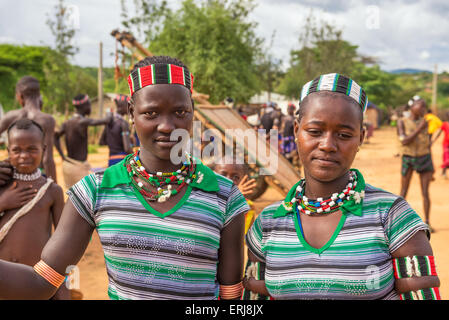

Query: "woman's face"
left=294, top=94, right=365, bottom=183
left=129, top=84, right=194, bottom=161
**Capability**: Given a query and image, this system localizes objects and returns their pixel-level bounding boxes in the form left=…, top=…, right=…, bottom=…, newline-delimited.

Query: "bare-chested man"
left=0, top=119, right=69, bottom=299
left=54, top=94, right=112, bottom=188
left=0, top=76, right=57, bottom=182
left=99, top=94, right=133, bottom=167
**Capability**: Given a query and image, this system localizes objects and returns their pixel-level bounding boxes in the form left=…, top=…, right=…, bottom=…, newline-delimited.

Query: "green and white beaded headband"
left=299, top=73, right=368, bottom=113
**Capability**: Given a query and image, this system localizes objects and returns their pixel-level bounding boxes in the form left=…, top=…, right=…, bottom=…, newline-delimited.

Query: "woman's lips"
left=154, top=138, right=179, bottom=148
left=313, top=157, right=339, bottom=166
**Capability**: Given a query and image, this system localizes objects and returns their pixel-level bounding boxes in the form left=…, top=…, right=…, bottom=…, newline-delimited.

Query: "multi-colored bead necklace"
left=283, top=171, right=365, bottom=215
left=125, top=151, right=197, bottom=203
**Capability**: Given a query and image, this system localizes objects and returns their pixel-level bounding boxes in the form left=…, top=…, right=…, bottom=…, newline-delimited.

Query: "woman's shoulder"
left=259, top=200, right=285, bottom=219
left=363, top=183, right=414, bottom=219
left=363, top=183, right=401, bottom=205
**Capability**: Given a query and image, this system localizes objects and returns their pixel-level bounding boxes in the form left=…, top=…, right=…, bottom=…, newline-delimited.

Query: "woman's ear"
left=359, top=126, right=366, bottom=146
left=293, top=119, right=299, bottom=140
left=128, top=99, right=135, bottom=124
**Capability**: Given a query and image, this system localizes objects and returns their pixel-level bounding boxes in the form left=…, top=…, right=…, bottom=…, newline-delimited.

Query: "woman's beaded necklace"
left=286, top=171, right=362, bottom=215
left=125, top=151, right=197, bottom=203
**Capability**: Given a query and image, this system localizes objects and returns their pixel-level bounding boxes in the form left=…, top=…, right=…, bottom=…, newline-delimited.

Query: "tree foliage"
left=0, top=44, right=50, bottom=111
left=120, top=0, right=263, bottom=104
left=277, top=14, right=360, bottom=100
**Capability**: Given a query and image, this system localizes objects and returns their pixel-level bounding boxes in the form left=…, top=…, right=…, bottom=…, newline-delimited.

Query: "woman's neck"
left=303, top=171, right=351, bottom=200
left=138, top=148, right=184, bottom=173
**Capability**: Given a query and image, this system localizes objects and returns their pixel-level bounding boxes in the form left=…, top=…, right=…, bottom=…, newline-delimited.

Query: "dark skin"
left=213, top=163, right=257, bottom=197
left=0, top=83, right=245, bottom=299
left=397, top=100, right=432, bottom=225
left=99, top=100, right=133, bottom=155
left=116, top=100, right=133, bottom=154
left=54, top=101, right=112, bottom=162
left=244, top=93, right=439, bottom=297
left=0, top=91, right=57, bottom=182
left=0, top=127, right=69, bottom=299
left=0, top=160, right=13, bottom=186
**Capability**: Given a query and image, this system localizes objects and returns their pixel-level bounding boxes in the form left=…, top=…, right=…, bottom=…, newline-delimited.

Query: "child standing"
left=0, top=119, right=69, bottom=299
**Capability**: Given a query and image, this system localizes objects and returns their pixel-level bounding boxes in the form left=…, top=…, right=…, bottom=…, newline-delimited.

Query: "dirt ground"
left=1, top=126, right=447, bottom=299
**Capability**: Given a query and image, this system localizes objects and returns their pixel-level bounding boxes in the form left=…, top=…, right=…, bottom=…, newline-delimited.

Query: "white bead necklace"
left=13, top=169, right=42, bottom=181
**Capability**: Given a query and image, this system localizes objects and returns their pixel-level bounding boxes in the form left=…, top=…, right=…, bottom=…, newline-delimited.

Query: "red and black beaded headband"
left=127, top=64, right=194, bottom=96
left=72, top=95, right=89, bottom=106
left=115, top=94, right=130, bottom=102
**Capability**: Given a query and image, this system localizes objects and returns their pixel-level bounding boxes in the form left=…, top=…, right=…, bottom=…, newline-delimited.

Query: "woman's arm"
left=217, top=212, right=245, bottom=299
left=0, top=200, right=94, bottom=299
left=392, top=230, right=440, bottom=296
left=243, top=249, right=270, bottom=296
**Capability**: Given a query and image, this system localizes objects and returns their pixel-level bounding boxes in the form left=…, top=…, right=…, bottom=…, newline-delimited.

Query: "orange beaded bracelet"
left=219, top=281, right=243, bottom=299
left=33, top=260, right=66, bottom=288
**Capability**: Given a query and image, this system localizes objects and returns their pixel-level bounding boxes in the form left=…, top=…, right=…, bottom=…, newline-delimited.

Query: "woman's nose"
left=157, top=116, right=176, bottom=133
left=318, top=132, right=337, bottom=152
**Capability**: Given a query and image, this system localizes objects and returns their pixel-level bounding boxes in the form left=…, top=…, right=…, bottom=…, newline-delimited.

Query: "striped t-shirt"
left=246, top=182, right=429, bottom=300
left=67, top=157, right=249, bottom=300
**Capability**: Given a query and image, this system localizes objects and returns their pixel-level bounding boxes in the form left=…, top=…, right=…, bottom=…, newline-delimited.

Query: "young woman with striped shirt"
left=0, top=56, right=248, bottom=300
left=244, top=73, right=441, bottom=300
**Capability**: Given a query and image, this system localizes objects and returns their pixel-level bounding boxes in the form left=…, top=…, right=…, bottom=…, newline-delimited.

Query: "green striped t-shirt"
left=67, top=156, right=249, bottom=300
left=246, top=182, right=429, bottom=300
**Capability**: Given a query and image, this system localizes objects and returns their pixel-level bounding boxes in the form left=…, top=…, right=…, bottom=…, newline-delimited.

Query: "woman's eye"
left=175, top=110, right=187, bottom=117
left=307, top=129, right=321, bottom=135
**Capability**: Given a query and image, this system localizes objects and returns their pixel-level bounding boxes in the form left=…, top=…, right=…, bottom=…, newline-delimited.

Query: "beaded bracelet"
left=393, top=255, right=437, bottom=279
left=400, top=287, right=441, bottom=300
left=219, top=281, right=244, bottom=300
left=33, top=260, right=66, bottom=288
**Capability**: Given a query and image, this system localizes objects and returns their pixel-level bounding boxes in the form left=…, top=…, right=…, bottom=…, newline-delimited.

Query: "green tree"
left=45, top=0, right=80, bottom=115
left=120, top=0, right=169, bottom=45
left=277, top=13, right=360, bottom=99
left=146, top=0, right=263, bottom=104
left=352, top=64, right=401, bottom=108
left=0, top=44, right=50, bottom=111
left=255, top=30, right=284, bottom=100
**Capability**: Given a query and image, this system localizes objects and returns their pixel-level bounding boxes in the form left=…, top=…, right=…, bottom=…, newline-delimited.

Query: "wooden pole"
left=98, top=42, right=104, bottom=117
left=432, top=64, right=438, bottom=114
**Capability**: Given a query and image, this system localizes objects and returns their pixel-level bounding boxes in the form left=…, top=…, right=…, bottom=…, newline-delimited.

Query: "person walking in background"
left=397, top=97, right=435, bottom=231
